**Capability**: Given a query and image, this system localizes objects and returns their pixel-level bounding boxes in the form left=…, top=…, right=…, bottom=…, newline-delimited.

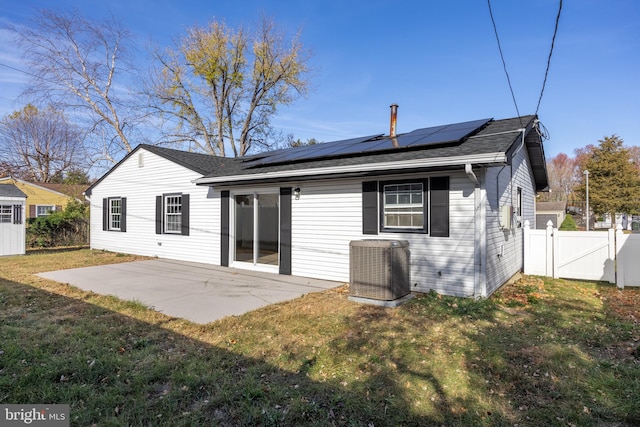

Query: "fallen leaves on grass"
left=494, top=277, right=548, bottom=308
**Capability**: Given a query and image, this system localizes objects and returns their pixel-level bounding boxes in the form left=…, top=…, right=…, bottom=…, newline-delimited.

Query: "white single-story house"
left=0, top=184, right=27, bottom=256
left=85, top=113, right=548, bottom=298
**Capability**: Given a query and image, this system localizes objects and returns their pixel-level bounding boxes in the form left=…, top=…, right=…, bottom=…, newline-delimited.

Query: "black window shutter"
left=279, top=187, right=292, bottom=275
left=102, top=198, right=108, bottom=231
left=430, top=177, right=450, bottom=237
left=181, top=194, right=190, bottom=236
left=120, top=198, right=127, bottom=232
left=155, top=196, right=162, bottom=234
left=13, top=204, right=22, bottom=224
left=362, top=181, right=379, bottom=235
left=220, top=191, right=230, bottom=266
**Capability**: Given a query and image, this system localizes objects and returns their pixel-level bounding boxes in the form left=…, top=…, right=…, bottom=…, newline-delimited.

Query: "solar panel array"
left=245, top=118, right=492, bottom=166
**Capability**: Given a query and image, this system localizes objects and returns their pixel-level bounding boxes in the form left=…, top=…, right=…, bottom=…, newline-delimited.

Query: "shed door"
left=0, top=203, right=25, bottom=256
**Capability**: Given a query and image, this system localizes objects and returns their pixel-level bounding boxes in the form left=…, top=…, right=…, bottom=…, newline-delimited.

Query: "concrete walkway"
left=37, top=259, right=342, bottom=324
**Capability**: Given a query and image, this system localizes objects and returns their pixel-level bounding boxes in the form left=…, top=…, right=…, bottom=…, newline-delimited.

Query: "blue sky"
left=1, top=0, right=638, bottom=161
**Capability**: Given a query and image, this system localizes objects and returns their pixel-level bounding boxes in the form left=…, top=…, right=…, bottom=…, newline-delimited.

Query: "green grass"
left=1, top=249, right=639, bottom=426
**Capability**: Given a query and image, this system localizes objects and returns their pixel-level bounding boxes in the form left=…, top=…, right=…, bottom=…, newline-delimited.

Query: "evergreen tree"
left=576, top=135, right=640, bottom=227
left=559, top=214, right=577, bottom=231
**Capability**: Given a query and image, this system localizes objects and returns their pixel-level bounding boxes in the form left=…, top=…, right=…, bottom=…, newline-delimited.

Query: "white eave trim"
left=195, top=152, right=507, bottom=185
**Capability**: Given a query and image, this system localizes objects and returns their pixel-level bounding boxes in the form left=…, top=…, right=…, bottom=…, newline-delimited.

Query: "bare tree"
left=9, top=9, right=144, bottom=164
left=0, top=104, right=86, bottom=182
left=538, top=153, right=578, bottom=202
left=146, top=16, right=311, bottom=156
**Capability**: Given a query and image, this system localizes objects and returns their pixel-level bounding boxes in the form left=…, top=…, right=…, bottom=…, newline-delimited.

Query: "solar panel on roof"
left=246, top=118, right=491, bottom=167
left=246, top=134, right=383, bottom=166
left=401, top=118, right=491, bottom=148
left=405, top=124, right=449, bottom=136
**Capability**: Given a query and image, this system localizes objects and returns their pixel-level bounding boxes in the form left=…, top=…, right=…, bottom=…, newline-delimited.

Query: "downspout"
left=465, top=163, right=479, bottom=185
left=466, top=164, right=486, bottom=298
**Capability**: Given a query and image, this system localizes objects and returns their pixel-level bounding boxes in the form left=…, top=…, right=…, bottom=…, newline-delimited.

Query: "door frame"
left=229, top=189, right=280, bottom=273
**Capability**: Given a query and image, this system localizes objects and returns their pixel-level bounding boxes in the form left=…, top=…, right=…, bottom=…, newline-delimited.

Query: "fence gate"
left=617, top=232, right=640, bottom=287
left=554, top=229, right=615, bottom=283
left=524, top=221, right=638, bottom=287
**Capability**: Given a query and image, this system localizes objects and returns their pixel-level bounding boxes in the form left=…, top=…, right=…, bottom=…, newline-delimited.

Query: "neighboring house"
left=536, top=201, right=566, bottom=229
left=594, top=213, right=636, bottom=230
left=86, top=113, right=548, bottom=298
left=0, top=184, right=26, bottom=256
left=0, top=177, right=87, bottom=219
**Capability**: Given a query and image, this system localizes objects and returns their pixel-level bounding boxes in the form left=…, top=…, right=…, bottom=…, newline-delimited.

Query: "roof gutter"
left=195, top=152, right=508, bottom=185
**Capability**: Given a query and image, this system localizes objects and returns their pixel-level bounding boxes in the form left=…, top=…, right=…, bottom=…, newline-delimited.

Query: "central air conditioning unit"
left=349, top=240, right=410, bottom=301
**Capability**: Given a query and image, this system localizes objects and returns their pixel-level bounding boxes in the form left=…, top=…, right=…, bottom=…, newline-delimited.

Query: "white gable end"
left=88, top=148, right=221, bottom=265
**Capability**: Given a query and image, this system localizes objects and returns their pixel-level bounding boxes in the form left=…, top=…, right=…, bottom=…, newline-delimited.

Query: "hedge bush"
left=27, top=199, right=89, bottom=248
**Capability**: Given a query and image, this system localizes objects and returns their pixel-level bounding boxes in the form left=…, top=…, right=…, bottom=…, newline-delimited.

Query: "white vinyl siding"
left=485, top=145, right=536, bottom=295
left=89, top=148, right=221, bottom=265
left=88, top=144, right=539, bottom=299
left=289, top=172, right=476, bottom=296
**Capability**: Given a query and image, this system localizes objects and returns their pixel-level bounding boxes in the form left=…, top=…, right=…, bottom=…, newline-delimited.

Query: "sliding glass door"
left=234, top=192, right=279, bottom=268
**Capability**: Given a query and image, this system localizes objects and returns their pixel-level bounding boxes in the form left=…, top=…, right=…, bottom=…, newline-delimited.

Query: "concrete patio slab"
left=37, top=259, right=343, bottom=324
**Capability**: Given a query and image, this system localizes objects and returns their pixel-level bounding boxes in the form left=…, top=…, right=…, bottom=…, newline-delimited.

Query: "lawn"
left=1, top=249, right=639, bottom=426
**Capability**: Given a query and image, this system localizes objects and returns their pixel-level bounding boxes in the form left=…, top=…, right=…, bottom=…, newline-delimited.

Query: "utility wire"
left=535, top=0, right=563, bottom=116
left=487, top=0, right=523, bottom=127
left=0, top=61, right=64, bottom=88
left=0, top=62, right=35, bottom=78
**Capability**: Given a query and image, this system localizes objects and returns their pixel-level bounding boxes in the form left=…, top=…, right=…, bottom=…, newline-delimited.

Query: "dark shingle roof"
left=87, top=115, right=549, bottom=195
left=0, top=184, right=27, bottom=198
left=140, top=145, right=234, bottom=175
left=199, top=115, right=548, bottom=190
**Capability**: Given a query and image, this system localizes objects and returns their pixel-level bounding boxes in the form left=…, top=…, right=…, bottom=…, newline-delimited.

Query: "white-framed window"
left=155, top=193, right=189, bottom=236
left=382, top=182, right=425, bottom=231
left=36, top=205, right=55, bottom=217
left=103, top=197, right=126, bottom=232
left=363, top=177, right=448, bottom=237
left=109, top=198, right=122, bottom=231
left=0, top=205, right=11, bottom=223
left=164, top=194, right=182, bottom=233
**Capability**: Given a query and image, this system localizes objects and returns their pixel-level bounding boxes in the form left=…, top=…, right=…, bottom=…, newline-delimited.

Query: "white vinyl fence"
left=523, top=220, right=640, bottom=288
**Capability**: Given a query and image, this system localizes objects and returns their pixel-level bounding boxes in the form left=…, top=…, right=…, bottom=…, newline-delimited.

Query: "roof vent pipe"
left=389, top=104, right=398, bottom=137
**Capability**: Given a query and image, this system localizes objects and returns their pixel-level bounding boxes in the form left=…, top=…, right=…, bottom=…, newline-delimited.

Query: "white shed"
left=0, top=184, right=27, bottom=256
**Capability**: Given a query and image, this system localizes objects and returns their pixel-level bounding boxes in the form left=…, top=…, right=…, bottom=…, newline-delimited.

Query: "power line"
left=535, top=0, right=563, bottom=116
left=487, top=0, right=523, bottom=127
left=0, top=61, right=63, bottom=87
left=0, top=62, right=35, bottom=78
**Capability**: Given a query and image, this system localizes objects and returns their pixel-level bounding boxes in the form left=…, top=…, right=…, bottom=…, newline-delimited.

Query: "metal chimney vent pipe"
left=389, top=104, right=398, bottom=137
